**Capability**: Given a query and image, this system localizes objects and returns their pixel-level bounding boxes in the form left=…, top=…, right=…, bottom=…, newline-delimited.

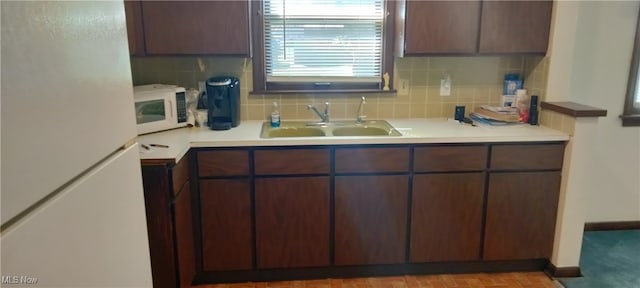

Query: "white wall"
left=569, top=1, right=640, bottom=222
left=547, top=0, right=640, bottom=268
left=548, top=0, right=640, bottom=223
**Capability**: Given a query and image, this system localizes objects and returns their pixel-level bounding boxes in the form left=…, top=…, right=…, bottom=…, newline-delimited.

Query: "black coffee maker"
left=206, top=76, right=240, bottom=130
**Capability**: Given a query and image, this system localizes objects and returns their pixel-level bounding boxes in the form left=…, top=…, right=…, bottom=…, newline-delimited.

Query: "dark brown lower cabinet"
left=141, top=155, right=195, bottom=288
left=200, top=179, right=253, bottom=271
left=174, top=181, right=195, bottom=288
left=483, top=172, right=561, bottom=260
left=334, top=175, right=409, bottom=265
left=410, top=173, right=485, bottom=262
left=141, top=165, right=177, bottom=288
left=255, top=177, right=330, bottom=269
left=182, top=143, right=565, bottom=284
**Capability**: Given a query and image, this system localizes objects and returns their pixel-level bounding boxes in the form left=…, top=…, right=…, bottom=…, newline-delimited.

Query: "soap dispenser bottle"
left=270, top=102, right=281, bottom=127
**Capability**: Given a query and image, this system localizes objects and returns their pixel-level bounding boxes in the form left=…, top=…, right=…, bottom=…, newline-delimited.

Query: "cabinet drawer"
left=172, top=155, right=190, bottom=195
left=490, top=144, right=564, bottom=170
left=414, top=146, right=487, bottom=172
left=254, top=149, right=330, bottom=175
left=198, top=150, right=249, bottom=177
left=335, top=147, right=410, bottom=173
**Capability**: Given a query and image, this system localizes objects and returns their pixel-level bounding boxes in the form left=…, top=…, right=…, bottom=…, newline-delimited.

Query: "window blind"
left=263, top=0, right=384, bottom=84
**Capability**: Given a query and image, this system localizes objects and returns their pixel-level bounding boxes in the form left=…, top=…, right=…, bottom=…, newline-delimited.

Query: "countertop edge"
left=188, top=136, right=569, bottom=148
left=138, top=119, right=570, bottom=165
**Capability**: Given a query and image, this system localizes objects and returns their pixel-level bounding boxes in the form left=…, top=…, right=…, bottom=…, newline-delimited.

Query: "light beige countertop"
left=137, top=118, right=569, bottom=164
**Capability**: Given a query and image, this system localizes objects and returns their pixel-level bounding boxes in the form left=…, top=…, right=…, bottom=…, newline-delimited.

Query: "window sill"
left=250, top=89, right=397, bottom=95
left=620, top=114, right=640, bottom=126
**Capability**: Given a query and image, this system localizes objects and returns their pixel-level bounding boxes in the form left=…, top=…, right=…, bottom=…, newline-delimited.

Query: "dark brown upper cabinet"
left=395, top=0, right=481, bottom=56
left=124, top=1, right=145, bottom=56
left=124, top=1, right=251, bottom=56
left=478, top=1, right=553, bottom=54
left=394, top=0, right=552, bottom=56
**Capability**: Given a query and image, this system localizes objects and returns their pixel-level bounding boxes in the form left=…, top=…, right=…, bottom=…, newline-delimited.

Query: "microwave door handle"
left=168, top=99, right=173, bottom=118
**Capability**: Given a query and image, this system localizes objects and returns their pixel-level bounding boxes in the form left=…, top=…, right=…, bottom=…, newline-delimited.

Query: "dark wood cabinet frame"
left=180, top=142, right=565, bottom=284
left=250, top=0, right=396, bottom=93
left=124, top=0, right=252, bottom=56
left=141, top=153, right=195, bottom=288
left=140, top=142, right=566, bottom=286
left=395, top=0, right=552, bottom=56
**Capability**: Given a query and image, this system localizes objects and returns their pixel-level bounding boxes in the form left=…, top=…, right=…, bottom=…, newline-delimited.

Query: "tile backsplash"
left=523, top=56, right=549, bottom=102
left=131, top=55, right=542, bottom=121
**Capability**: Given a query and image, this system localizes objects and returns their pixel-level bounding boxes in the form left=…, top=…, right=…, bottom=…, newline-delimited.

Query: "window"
left=252, top=0, right=394, bottom=93
left=622, top=7, right=640, bottom=126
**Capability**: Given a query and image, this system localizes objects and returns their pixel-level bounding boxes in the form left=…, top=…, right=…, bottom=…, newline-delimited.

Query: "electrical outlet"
left=440, top=74, right=451, bottom=96
left=399, top=79, right=409, bottom=95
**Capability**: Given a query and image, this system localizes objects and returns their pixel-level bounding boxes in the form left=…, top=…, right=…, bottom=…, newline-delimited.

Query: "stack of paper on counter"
left=470, top=105, right=522, bottom=126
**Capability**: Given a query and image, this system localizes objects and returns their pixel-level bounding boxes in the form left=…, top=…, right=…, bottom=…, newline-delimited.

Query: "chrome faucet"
left=307, top=102, right=330, bottom=123
left=356, top=96, right=366, bottom=124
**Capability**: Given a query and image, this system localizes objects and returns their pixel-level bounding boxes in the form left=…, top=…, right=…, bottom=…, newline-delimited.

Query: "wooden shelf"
left=540, top=101, right=607, bottom=118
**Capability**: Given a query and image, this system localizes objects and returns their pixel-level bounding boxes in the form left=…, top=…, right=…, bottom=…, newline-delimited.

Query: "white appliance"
left=1, top=2, right=152, bottom=287
left=134, top=84, right=189, bottom=135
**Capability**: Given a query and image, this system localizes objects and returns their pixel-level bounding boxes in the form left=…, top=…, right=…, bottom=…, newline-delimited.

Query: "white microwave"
left=133, top=84, right=188, bottom=135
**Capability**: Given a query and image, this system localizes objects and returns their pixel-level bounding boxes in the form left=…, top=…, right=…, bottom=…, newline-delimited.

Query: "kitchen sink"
left=260, top=120, right=401, bottom=138
left=265, top=127, right=326, bottom=137
left=331, top=126, right=400, bottom=136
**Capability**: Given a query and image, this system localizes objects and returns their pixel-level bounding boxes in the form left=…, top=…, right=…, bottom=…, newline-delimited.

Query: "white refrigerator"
left=1, top=2, right=152, bottom=287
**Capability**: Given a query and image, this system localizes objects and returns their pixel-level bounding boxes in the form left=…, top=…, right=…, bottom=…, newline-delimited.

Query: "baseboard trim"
left=584, top=221, right=640, bottom=231
left=546, top=262, right=582, bottom=278
left=194, top=260, right=548, bottom=284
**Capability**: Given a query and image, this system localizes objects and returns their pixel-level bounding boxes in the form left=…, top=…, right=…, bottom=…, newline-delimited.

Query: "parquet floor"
left=193, top=272, right=560, bottom=288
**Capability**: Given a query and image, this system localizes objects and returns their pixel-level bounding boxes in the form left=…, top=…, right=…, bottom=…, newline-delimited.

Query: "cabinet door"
left=200, top=179, right=252, bottom=271
left=479, top=1, right=552, bottom=54
left=402, top=0, right=480, bottom=55
left=484, top=172, right=561, bottom=260
left=255, top=177, right=330, bottom=269
left=124, top=0, right=145, bottom=56
left=410, top=173, right=484, bottom=262
left=335, top=175, right=409, bottom=265
left=174, top=181, right=195, bottom=288
left=141, top=1, right=250, bottom=55
left=141, top=165, right=177, bottom=288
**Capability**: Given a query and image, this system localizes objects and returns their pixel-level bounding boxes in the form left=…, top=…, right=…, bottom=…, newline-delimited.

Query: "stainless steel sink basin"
left=331, top=126, right=399, bottom=136
left=260, top=121, right=326, bottom=138
left=260, top=120, right=401, bottom=138
left=328, top=120, right=401, bottom=137
left=263, top=127, right=326, bottom=138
